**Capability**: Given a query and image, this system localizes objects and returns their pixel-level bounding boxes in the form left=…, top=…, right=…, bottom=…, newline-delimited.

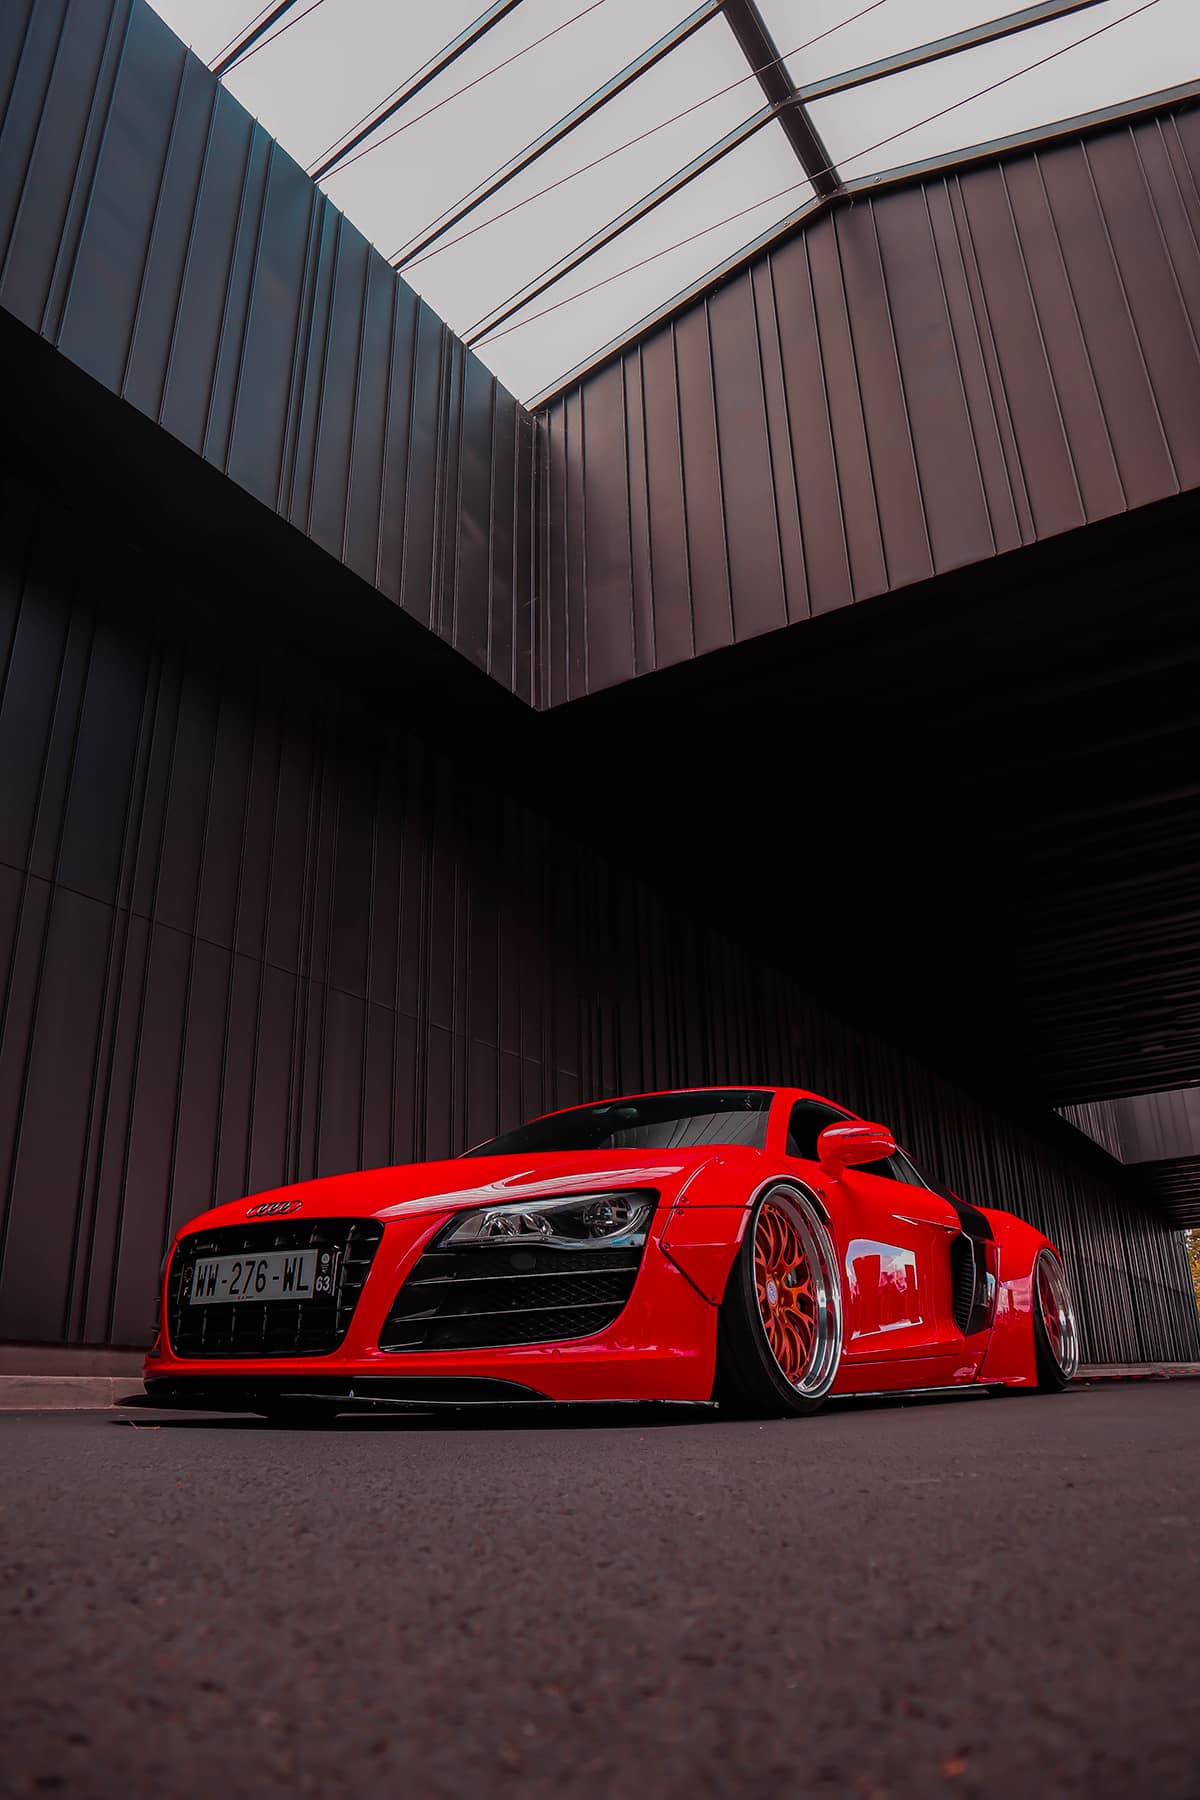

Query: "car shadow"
left=111, top=1387, right=1017, bottom=1433
left=111, top=1401, right=715, bottom=1433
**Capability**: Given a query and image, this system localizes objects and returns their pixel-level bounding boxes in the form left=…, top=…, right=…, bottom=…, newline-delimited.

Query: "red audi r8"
left=142, top=1087, right=1080, bottom=1419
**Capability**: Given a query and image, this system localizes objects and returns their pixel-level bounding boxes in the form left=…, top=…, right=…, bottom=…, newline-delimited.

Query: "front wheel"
left=1031, top=1248, right=1080, bottom=1391
left=714, top=1183, right=843, bottom=1418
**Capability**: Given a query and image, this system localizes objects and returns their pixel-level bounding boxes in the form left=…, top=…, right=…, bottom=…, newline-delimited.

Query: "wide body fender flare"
left=658, top=1156, right=830, bottom=1306
left=975, top=1208, right=1065, bottom=1387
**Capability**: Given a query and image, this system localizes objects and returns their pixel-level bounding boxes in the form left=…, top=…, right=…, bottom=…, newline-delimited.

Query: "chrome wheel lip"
left=1035, top=1248, right=1080, bottom=1381
left=751, top=1183, right=843, bottom=1399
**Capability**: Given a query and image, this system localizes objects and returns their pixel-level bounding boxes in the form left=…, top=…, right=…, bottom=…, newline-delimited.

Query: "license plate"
left=186, top=1249, right=335, bottom=1306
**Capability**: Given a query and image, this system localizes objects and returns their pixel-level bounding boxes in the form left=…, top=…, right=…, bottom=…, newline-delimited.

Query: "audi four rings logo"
left=245, top=1200, right=302, bottom=1217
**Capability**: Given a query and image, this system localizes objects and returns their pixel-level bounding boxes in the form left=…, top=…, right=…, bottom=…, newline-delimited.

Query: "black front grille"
left=380, top=1241, right=644, bottom=1352
left=166, top=1219, right=383, bottom=1357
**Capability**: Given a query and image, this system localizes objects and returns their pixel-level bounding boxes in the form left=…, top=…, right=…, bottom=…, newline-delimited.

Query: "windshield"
left=462, top=1089, right=774, bottom=1157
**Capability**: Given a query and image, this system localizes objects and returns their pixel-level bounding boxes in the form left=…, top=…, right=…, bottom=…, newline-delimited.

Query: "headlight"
left=440, top=1190, right=654, bottom=1250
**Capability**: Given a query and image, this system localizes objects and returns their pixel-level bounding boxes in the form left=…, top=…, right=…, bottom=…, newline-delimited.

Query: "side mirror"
left=817, top=1120, right=897, bottom=1179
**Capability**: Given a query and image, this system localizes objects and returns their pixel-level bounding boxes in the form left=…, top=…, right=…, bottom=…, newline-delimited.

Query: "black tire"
left=1031, top=1248, right=1080, bottom=1392
left=714, top=1182, right=843, bottom=1419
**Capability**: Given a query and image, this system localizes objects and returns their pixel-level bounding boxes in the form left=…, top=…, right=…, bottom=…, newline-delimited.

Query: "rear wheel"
left=715, top=1183, right=843, bottom=1418
left=1032, top=1249, right=1079, bottom=1391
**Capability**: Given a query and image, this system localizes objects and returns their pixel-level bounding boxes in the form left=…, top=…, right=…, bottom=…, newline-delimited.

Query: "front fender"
left=658, top=1157, right=829, bottom=1306
left=974, top=1210, right=1059, bottom=1387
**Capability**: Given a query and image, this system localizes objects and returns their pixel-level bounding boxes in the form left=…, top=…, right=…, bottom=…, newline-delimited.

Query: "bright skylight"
left=145, top=0, right=1198, bottom=403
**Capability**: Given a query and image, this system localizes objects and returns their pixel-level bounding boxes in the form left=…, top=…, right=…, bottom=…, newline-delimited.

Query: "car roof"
left=524, top=1085, right=854, bottom=1125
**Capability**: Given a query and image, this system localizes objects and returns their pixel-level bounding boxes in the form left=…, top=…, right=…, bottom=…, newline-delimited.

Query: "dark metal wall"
left=1063, top=1089, right=1200, bottom=1227
left=0, top=0, right=1195, bottom=1363
left=0, top=469, right=1195, bottom=1361
left=540, top=100, right=1200, bottom=702
left=0, top=0, right=536, bottom=699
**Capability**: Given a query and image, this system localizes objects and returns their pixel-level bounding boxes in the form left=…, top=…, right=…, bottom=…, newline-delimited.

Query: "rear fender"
left=974, top=1210, right=1057, bottom=1387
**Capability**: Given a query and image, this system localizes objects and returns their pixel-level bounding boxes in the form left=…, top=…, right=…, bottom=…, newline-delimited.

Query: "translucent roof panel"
left=145, top=0, right=1198, bottom=403
left=808, top=0, right=1197, bottom=181
left=332, top=15, right=765, bottom=331
left=471, top=119, right=812, bottom=399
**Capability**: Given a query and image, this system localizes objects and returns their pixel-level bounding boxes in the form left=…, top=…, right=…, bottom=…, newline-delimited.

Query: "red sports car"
left=142, top=1086, right=1080, bottom=1419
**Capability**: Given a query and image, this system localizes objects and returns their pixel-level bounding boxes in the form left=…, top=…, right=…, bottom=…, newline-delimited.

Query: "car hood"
left=173, top=1147, right=739, bottom=1237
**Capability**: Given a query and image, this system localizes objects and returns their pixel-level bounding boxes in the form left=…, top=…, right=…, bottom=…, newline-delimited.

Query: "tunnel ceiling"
left=547, top=486, right=1200, bottom=1117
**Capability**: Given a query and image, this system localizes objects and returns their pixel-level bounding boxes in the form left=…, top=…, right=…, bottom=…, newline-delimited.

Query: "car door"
left=783, top=1100, right=960, bottom=1362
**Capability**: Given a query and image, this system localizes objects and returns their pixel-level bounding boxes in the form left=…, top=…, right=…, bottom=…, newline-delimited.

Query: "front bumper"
left=144, top=1208, right=719, bottom=1405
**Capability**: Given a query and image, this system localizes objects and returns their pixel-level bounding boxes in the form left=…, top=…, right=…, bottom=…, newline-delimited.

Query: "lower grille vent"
left=950, top=1233, right=997, bottom=1337
left=167, top=1219, right=382, bottom=1357
left=950, top=1236, right=977, bottom=1334
left=381, top=1242, right=643, bottom=1352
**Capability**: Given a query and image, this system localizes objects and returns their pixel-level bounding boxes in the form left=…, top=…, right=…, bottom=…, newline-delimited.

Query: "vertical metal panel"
left=0, top=0, right=124, bottom=333
left=53, top=1, right=185, bottom=389
left=399, top=299, right=446, bottom=635
left=0, top=0, right=534, bottom=694
left=706, top=275, right=787, bottom=643
left=454, top=353, right=499, bottom=673
left=622, top=348, right=657, bottom=674
left=563, top=389, right=588, bottom=700
left=541, top=101, right=1200, bottom=700
left=802, top=211, right=891, bottom=605
left=0, top=466, right=1196, bottom=1362
left=673, top=304, right=733, bottom=658
left=486, top=391, right=517, bottom=689
left=834, top=202, right=935, bottom=593
left=768, top=233, right=854, bottom=618
left=579, top=364, right=634, bottom=693
left=747, top=259, right=810, bottom=626
left=223, top=144, right=316, bottom=510
left=512, top=402, right=537, bottom=706
left=639, top=329, right=695, bottom=673
left=869, top=185, right=997, bottom=573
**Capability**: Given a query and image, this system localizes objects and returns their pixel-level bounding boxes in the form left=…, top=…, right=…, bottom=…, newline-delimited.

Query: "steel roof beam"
left=393, top=0, right=726, bottom=269
left=309, top=0, right=530, bottom=183
left=795, top=0, right=1113, bottom=106
left=466, top=104, right=777, bottom=345
left=212, top=1, right=302, bottom=77
left=721, top=0, right=841, bottom=198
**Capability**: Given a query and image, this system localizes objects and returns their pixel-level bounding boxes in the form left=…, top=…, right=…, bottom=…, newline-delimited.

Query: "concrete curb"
left=1077, top=1362, right=1200, bottom=1381
left=0, top=1375, right=146, bottom=1410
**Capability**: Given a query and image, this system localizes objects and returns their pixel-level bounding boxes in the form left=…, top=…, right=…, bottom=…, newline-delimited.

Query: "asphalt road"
left=1, top=1385, right=1197, bottom=1800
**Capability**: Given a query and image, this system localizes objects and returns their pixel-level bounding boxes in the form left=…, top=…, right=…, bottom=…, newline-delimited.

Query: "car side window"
left=886, top=1147, right=931, bottom=1189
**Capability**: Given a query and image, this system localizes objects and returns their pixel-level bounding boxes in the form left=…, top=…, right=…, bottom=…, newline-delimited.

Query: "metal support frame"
left=462, top=1, right=1115, bottom=350
left=309, top=0, right=530, bottom=182
left=393, top=0, right=726, bottom=269
left=212, top=1, right=301, bottom=78
left=466, top=105, right=776, bottom=345
left=794, top=0, right=1114, bottom=106
left=721, top=0, right=841, bottom=198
